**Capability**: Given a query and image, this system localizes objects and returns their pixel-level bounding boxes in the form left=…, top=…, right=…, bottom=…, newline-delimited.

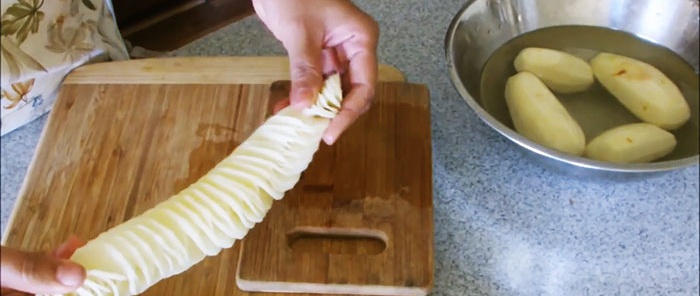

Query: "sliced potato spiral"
left=47, top=74, right=344, bottom=296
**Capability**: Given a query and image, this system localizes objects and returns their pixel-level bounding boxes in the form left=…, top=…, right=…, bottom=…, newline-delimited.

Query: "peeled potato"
left=505, top=71, right=586, bottom=156
left=513, top=47, right=595, bottom=94
left=590, top=52, right=691, bottom=130
left=584, top=122, right=676, bottom=163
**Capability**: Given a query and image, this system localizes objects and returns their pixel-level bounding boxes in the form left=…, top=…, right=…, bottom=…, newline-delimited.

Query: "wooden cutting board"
left=237, top=81, right=433, bottom=296
left=1, top=56, right=433, bottom=296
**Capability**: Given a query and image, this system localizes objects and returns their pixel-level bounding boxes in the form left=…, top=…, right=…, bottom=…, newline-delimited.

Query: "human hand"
left=1, top=235, right=86, bottom=295
left=253, top=0, right=379, bottom=145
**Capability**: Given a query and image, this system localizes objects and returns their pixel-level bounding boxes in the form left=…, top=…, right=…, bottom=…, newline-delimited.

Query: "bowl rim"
left=443, top=0, right=700, bottom=173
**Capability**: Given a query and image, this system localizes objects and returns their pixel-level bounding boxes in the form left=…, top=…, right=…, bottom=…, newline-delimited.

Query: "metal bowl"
left=445, top=0, right=699, bottom=178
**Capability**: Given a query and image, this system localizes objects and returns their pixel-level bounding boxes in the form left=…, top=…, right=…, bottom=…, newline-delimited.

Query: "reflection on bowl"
left=445, top=0, right=699, bottom=178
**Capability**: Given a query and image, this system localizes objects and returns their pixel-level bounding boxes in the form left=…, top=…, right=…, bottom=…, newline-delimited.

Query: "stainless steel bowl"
left=445, top=0, right=699, bottom=177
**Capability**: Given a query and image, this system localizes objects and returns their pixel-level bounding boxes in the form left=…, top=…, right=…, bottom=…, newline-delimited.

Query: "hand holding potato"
left=252, top=0, right=379, bottom=145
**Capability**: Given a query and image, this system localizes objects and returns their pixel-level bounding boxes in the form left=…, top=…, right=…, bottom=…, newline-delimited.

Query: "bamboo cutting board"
left=1, top=56, right=433, bottom=296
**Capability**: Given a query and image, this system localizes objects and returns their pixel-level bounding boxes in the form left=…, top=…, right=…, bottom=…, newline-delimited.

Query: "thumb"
left=282, top=30, right=324, bottom=109
left=1, top=246, right=86, bottom=294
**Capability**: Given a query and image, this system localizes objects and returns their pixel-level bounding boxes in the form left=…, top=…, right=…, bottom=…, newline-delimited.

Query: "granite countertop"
left=1, top=1, right=698, bottom=295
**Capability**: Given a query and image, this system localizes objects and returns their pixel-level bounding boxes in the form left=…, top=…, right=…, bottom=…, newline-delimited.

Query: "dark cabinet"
left=112, top=0, right=254, bottom=51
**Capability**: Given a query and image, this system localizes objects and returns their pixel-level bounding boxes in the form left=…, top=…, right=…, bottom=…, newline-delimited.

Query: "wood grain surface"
left=63, top=56, right=406, bottom=85
left=2, top=57, right=432, bottom=296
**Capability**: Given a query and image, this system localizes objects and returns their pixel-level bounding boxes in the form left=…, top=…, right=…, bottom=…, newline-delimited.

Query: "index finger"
left=51, top=235, right=87, bottom=259
left=323, top=49, right=377, bottom=145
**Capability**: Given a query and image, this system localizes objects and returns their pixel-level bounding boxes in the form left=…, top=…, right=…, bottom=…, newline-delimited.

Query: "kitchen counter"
left=1, top=1, right=698, bottom=295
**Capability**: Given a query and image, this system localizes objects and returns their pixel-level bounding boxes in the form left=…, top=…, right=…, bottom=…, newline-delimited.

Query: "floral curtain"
left=1, top=0, right=129, bottom=136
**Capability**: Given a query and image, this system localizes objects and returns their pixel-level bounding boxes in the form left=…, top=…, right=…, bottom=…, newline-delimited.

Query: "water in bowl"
left=480, top=25, right=699, bottom=161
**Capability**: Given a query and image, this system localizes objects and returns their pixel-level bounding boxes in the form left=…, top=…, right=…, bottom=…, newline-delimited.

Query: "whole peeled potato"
left=505, top=71, right=586, bottom=156
left=513, top=47, right=595, bottom=94
left=584, top=122, right=677, bottom=163
left=590, top=52, right=691, bottom=130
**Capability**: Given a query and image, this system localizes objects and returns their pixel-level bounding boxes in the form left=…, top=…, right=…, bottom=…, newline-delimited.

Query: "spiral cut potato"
left=46, top=74, right=344, bottom=296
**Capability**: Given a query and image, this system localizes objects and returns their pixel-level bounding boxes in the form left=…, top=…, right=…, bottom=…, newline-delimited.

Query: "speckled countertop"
left=1, top=1, right=698, bottom=295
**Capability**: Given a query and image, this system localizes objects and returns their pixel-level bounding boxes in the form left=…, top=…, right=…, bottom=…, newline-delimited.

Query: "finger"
left=1, top=247, right=86, bottom=295
left=346, top=49, right=378, bottom=91
left=321, top=48, right=343, bottom=76
left=52, top=235, right=87, bottom=259
left=322, top=84, right=374, bottom=145
left=272, top=98, right=291, bottom=114
left=283, top=29, right=324, bottom=110
left=323, top=50, right=377, bottom=144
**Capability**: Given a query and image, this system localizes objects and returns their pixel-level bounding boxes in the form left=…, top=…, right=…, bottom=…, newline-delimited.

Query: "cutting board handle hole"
left=286, top=227, right=387, bottom=255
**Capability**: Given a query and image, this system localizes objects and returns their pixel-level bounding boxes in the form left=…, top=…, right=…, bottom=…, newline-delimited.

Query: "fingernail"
left=57, top=263, right=85, bottom=287
left=323, top=135, right=335, bottom=145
